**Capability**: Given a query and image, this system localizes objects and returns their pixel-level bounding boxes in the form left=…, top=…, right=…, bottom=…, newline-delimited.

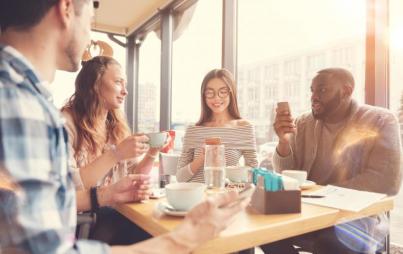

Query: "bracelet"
left=146, top=152, right=157, bottom=160
left=90, top=186, right=100, bottom=213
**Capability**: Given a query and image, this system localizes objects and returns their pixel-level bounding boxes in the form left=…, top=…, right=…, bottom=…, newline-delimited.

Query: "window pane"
left=138, top=32, right=161, bottom=133
left=389, top=0, right=403, bottom=246
left=171, top=0, right=222, bottom=151
left=238, top=0, right=366, bottom=161
left=51, top=32, right=127, bottom=108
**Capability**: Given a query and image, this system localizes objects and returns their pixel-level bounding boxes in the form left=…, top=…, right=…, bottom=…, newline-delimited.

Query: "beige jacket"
left=273, top=100, right=402, bottom=195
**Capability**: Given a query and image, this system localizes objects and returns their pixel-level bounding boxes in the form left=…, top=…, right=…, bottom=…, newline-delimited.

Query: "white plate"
left=300, top=180, right=316, bottom=190
left=157, top=202, right=187, bottom=217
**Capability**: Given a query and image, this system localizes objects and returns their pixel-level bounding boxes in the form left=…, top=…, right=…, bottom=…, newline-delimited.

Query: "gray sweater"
left=273, top=100, right=402, bottom=196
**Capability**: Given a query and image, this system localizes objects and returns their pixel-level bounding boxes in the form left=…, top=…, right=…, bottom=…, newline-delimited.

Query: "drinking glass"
left=204, top=144, right=226, bottom=191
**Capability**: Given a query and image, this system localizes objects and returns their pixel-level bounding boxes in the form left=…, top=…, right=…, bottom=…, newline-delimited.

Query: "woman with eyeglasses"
left=176, top=69, right=258, bottom=183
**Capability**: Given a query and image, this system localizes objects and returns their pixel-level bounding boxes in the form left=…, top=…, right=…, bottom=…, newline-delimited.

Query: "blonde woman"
left=62, top=56, right=158, bottom=244
left=177, top=69, right=258, bottom=183
left=62, top=56, right=159, bottom=190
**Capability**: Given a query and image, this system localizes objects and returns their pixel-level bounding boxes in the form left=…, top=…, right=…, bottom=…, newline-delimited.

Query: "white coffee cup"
left=160, top=153, right=180, bottom=176
left=281, top=170, right=307, bottom=186
left=165, top=182, right=206, bottom=211
left=225, top=166, right=251, bottom=183
left=281, top=174, right=300, bottom=190
left=146, top=132, right=168, bottom=148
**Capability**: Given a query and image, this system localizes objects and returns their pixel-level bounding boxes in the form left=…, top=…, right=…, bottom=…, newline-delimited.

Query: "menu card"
left=302, top=185, right=386, bottom=212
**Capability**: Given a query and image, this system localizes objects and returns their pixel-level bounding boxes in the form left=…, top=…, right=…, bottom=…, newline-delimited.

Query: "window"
left=170, top=0, right=222, bottom=151
left=137, top=32, right=161, bottom=133
left=389, top=0, right=403, bottom=246
left=238, top=0, right=366, bottom=159
left=51, top=32, right=126, bottom=108
left=171, top=0, right=222, bottom=132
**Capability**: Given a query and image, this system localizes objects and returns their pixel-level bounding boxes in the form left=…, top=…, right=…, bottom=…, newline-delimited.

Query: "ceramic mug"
left=281, top=170, right=307, bottom=186
left=146, top=132, right=168, bottom=148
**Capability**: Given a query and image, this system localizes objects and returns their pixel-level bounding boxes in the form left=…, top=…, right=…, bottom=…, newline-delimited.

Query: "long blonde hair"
left=62, top=56, right=130, bottom=157
left=196, top=68, right=241, bottom=126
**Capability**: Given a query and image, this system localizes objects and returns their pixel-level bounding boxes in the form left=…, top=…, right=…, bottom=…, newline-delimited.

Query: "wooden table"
left=117, top=190, right=394, bottom=254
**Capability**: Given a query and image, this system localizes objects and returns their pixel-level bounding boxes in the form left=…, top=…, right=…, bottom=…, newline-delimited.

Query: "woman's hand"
left=273, top=107, right=296, bottom=144
left=146, top=132, right=173, bottom=157
left=189, top=148, right=205, bottom=174
left=115, top=134, right=150, bottom=160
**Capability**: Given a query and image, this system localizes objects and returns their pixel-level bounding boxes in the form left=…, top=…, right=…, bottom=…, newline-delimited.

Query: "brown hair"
left=62, top=56, right=130, bottom=157
left=196, top=68, right=241, bottom=126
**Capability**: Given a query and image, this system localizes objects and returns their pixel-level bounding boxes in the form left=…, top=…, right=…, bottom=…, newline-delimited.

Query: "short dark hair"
left=317, top=67, right=355, bottom=89
left=0, top=0, right=93, bottom=32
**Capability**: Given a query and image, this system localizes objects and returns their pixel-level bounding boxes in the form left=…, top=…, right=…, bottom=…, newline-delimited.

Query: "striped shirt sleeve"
left=176, top=136, right=196, bottom=182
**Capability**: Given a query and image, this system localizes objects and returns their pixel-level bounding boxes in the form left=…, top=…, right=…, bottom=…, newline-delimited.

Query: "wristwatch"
left=90, top=186, right=100, bottom=213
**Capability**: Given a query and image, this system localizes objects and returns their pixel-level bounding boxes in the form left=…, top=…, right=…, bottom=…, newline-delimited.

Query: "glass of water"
left=204, top=144, right=226, bottom=191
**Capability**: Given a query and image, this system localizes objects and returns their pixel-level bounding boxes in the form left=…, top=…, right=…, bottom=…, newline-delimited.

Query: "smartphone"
left=277, top=102, right=290, bottom=113
left=237, top=183, right=256, bottom=201
left=222, top=183, right=256, bottom=208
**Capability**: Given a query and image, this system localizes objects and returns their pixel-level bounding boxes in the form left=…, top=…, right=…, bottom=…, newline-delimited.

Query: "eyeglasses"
left=204, top=87, right=230, bottom=99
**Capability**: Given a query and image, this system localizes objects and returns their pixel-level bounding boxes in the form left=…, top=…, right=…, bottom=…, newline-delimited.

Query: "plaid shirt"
left=0, top=45, right=109, bottom=253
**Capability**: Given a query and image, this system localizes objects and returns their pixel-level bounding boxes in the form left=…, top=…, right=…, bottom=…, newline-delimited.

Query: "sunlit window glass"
left=171, top=0, right=222, bottom=151
left=138, top=32, right=161, bottom=133
left=51, top=32, right=127, bottom=108
left=238, top=0, right=366, bottom=162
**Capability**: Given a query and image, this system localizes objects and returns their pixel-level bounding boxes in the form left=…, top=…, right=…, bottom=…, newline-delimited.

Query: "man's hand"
left=170, top=191, right=249, bottom=250
left=273, top=107, right=296, bottom=157
left=98, top=174, right=151, bottom=207
left=111, top=191, right=248, bottom=254
left=273, top=107, right=296, bottom=143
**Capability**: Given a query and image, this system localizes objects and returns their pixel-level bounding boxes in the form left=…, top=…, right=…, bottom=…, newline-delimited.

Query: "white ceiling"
left=92, top=0, right=174, bottom=36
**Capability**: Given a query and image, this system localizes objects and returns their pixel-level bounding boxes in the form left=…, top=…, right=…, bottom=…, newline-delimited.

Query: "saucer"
left=157, top=202, right=187, bottom=217
left=150, top=188, right=166, bottom=199
left=300, top=180, right=316, bottom=190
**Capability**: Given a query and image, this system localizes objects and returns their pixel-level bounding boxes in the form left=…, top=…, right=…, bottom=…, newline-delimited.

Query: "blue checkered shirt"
left=0, top=45, right=109, bottom=253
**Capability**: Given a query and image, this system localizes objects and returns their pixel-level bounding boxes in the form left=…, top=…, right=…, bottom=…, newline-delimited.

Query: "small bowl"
left=225, top=166, right=251, bottom=183
left=165, top=182, right=206, bottom=211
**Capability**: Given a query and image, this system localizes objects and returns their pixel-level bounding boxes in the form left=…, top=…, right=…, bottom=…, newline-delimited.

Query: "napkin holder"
left=250, top=177, right=301, bottom=214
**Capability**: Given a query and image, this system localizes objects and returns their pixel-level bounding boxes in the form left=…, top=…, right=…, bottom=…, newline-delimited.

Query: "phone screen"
left=221, top=183, right=256, bottom=209
left=277, top=102, right=290, bottom=113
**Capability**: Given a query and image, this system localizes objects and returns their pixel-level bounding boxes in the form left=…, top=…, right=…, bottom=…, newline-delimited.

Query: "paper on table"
left=302, top=185, right=386, bottom=212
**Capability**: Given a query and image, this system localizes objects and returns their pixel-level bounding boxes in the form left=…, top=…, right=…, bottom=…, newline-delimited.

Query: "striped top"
left=176, top=123, right=258, bottom=183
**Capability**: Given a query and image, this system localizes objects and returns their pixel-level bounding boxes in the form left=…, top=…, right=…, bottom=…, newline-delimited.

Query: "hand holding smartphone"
left=221, top=183, right=256, bottom=208
left=237, top=183, right=256, bottom=201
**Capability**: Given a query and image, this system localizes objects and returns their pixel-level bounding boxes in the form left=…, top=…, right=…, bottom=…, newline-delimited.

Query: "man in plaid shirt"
left=0, top=0, right=247, bottom=253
